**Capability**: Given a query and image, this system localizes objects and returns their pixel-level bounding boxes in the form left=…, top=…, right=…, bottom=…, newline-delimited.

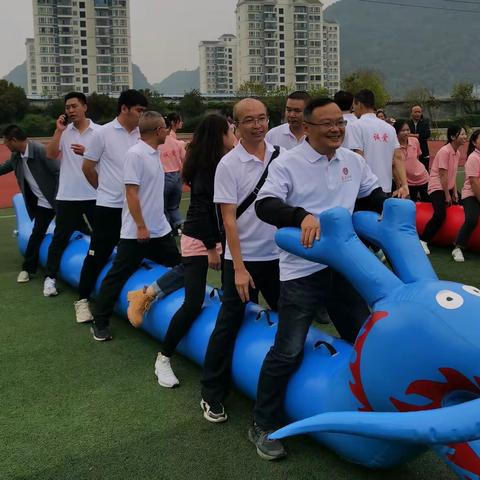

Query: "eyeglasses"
left=238, top=116, right=269, bottom=127
left=304, top=120, right=348, bottom=129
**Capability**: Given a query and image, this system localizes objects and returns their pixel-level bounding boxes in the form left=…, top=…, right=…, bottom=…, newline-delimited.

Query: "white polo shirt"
left=56, top=120, right=99, bottom=201
left=342, top=113, right=358, bottom=148
left=120, top=140, right=172, bottom=240
left=214, top=141, right=281, bottom=262
left=266, top=123, right=304, bottom=150
left=258, top=140, right=379, bottom=281
left=344, top=113, right=400, bottom=193
left=84, top=118, right=140, bottom=208
left=21, top=145, right=52, bottom=209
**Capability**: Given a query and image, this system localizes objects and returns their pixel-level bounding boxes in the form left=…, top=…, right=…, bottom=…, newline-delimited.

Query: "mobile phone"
left=62, top=114, right=69, bottom=126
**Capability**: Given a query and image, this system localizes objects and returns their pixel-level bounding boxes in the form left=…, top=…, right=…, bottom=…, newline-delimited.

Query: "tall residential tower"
left=27, top=0, right=133, bottom=97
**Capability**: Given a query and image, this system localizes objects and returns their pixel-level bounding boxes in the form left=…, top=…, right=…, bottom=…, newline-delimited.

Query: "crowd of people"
left=1, top=87, right=479, bottom=461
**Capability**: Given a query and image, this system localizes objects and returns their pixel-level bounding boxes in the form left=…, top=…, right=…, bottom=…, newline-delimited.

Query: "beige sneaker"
left=452, top=247, right=465, bottom=263
left=17, top=271, right=30, bottom=283
left=127, top=287, right=156, bottom=327
left=74, top=298, right=93, bottom=323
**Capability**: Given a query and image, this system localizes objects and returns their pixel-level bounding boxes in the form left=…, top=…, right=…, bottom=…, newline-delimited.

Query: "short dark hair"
left=446, top=125, right=464, bottom=145
left=304, top=97, right=335, bottom=121
left=3, top=125, right=27, bottom=141
left=287, top=91, right=311, bottom=103
left=333, top=90, right=354, bottom=112
left=393, top=119, right=408, bottom=134
left=117, top=89, right=148, bottom=114
left=467, top=129, right=480, bottom=157
left=64, top=91, right=87, bottom=105
left=165, top=112, right=182, bottom=128
left=354, top=89, right=376, bottom=109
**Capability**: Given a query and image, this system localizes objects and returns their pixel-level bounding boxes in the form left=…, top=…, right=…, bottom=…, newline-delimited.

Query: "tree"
left=451, top=82, right=476, bottom=114
left=86, top=93, right=117, bottom=124
left=0, top=80, right=29, bottom=124
left=44, top=98, right=66, bottom=120
left=307, top=86, right=330, bottom=98
left=178, top=89, right=206, bottom=118
left=341, top=69, right=390, bottom=108
left=139, top=89, right=169, bottom=114
left=236, top=82, right=268, bottom=97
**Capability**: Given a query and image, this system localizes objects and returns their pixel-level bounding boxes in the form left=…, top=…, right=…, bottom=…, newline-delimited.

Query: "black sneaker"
left=200, top=399, right=228, bottom=423
left=248, top=423, right=286, bottom=461
left=90, top=324, right=112, bottom=342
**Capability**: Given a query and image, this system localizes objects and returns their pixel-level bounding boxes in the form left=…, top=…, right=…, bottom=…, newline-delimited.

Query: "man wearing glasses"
left=266, top=91, right=311, bottom=150
left=89, top=112, right=184, bottom=341
left=250, top=98, right=388, bottom=460
left=200, top=98, right=283, bottom=423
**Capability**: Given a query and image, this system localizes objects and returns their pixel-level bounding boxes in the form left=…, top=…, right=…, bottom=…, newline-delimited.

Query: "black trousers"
left=162, top=255, right=209, bottom=357
left=78, top=206, right=122, bottom=300
left=456, top=196, right=480, bottom=248
left=93, top=234, right=183, bottom=329
left=409, top=183, right=430, bottom=203
left=254, top=267, right=370, bottom=430
left=45, top=200, right=96, bottom=279
left=201, top=259, right=280, bottom=405
left=23, top=206, right=56, bottom=274
left=421, top=189, right=455, bottom=242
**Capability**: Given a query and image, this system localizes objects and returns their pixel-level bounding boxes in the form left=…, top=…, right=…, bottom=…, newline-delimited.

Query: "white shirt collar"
left=137, top=139, right=158, bottom=155
left=301, top=139, right=338, bottom=164
left=68, top=119, right=94, bottom=133
left=21, top=143, right=29, bottom=160
left=237, top=140, right=275, bottom=163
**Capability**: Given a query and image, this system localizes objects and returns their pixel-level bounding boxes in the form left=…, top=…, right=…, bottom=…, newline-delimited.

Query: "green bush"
left=17, top=114, right=56, bottom=137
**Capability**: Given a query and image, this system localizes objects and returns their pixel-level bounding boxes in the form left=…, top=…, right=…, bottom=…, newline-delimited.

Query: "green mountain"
left=153, top=68, right=200, bottom=95
left=324, top=0, right=478, bottom=97
left=3, top=62, right=153, bottom=92
left=4, top=62, right=27, bottom=90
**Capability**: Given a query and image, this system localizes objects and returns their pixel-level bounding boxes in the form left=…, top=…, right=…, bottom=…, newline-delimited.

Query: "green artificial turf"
left=1, top=203, right=478, bottom=480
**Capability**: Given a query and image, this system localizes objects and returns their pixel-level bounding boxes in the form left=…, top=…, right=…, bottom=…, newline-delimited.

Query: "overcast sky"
left=0, top=0, right=335, bottom=83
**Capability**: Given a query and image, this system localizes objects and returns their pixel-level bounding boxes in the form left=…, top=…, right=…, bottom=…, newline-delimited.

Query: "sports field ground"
left=1, top=198, right=479, bottom=480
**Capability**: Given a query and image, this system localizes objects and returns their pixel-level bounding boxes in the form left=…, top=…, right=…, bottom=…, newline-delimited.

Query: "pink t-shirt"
left=181, top=234, right=222, bottom=257
left=401, top=137, right=429, bottom=186
left=428, top=143, right=460, bottom=194
left=461, top=149, right=480, bottom=199
left=159, top=135, right=186, bottom=173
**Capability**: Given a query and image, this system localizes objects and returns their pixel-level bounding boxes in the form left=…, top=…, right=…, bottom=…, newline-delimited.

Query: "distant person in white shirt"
left=265, top=91, right=311, bottom=150
left=90, top=111, right=184, bottom=342
left=251, top=98, right=387, bottom=461
left=77, top=89, right=148, bottom=324
left=200, top=98, right=281, bottom=424
left=43, top=92, right=99, bottom=301
left=345, top=89, right=409, bottom=199
left=334, top=90, right=357, bottom=148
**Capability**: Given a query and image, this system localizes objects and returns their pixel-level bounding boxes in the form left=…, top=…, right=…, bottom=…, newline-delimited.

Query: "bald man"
left=90, top=111, right=184, bottom=341
left=200, top=98, right=282, bottom=422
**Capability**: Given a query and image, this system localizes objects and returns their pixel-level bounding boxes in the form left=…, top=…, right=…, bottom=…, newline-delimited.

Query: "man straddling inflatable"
left=250, top=98, right=388, bottom=460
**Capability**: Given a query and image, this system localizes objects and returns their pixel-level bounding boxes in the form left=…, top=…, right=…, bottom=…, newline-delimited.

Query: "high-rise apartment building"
left=236, top=0, right=340, bottom=94
left=27, top=0, right=132, bottom=97
left=199, top=34, right=238, bottom=95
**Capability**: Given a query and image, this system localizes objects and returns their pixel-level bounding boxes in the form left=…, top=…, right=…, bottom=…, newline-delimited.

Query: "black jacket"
left=0, top=140, right=59, bottom=219
left=181, top=167, right=221, bottom=250
left=408, top=118, right=431, bottom=160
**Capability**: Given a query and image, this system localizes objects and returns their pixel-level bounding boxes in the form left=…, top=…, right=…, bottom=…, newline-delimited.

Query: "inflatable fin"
left=275, top=207, right=403, bottom=306
left=353, top=199, right=437, bottom=284
left=270, top=398, right=480, bottom=444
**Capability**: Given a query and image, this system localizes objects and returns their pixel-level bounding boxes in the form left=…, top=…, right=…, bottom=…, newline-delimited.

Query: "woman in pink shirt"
left=394, top=119, right=429, bottom=202
left=159, top=113, right=186, bottom=233
left=420, top=125, right=467, bottom=254
left=452, top=129, right=480, bottom=262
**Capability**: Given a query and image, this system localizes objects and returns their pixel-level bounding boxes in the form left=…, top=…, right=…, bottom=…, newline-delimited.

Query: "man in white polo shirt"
left=76, top=89, right=147, bottom=323
left=345, top=89, right=408, bottom=199
left=265, top=91, right=310, bottom=150
left=250, top=98, right=388, bottom=460
left=90, top=111, right=184, bottom=341
left=200, top=98, right=282, bottom=423
left=43, top=92, right=98, bottom=302
left=334, top=90, right=357, bottom=148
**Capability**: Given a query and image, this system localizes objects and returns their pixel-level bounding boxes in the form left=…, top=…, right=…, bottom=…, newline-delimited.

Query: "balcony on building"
left=264, top=21, right=276, bottom=32
left=57, top=7, right=73, bottom=16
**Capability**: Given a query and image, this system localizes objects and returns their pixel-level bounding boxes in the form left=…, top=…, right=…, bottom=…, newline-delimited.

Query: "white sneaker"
left=420, top=240, right=430, bottom=255
left=74, top=298, right=93, bottom=323
left=17, top=271, right=30, bottom=283
left=43, top=276, right=58, bottom=297
left=374, top=249, right=387, bottom=264
left=155, top=353, right=179, bottom=388
left=452, top=247, right=465, bottom=263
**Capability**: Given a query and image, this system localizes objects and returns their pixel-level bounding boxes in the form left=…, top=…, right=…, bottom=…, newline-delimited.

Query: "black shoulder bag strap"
left=235, top=145, right=280, bottom=219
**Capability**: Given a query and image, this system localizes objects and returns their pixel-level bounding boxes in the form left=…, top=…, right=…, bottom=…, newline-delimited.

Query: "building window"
left=80, top=11, right=85, bottom=17
left=82, top=59, right=88, bottom=65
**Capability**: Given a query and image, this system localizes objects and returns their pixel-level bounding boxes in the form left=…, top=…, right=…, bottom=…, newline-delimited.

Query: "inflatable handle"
left=270, top=398, right=480, bottom=445
left=313, top=340, right=338, bottom=357
left=256, top=309, right=274, bottom=326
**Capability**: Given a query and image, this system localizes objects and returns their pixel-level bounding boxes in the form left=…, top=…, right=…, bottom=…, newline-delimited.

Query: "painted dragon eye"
left=463, top=285, right=480, bottom=297
left=436, top=290, right=464, bottom=310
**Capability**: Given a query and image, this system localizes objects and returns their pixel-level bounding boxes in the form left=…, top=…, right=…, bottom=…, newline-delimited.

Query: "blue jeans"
left=253, top=267, right=369, bottom=429
left=164, top=171, right=183, bottom=230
